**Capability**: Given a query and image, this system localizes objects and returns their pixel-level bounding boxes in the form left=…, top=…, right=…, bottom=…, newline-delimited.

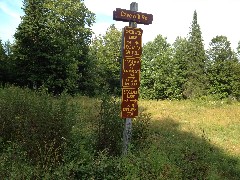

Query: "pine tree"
left=183, top=10, right=207, bottom=98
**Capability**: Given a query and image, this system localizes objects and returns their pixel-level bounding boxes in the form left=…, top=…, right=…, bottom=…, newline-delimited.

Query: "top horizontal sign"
left=113, top=8, right=153, bottom=25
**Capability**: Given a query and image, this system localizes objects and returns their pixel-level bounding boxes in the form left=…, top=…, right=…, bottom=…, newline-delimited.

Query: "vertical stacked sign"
left=121, top=27, right=143, bottom=118
left=113, top=5, right=152, bottom=119
left=113, top=2, right=153, bottom=154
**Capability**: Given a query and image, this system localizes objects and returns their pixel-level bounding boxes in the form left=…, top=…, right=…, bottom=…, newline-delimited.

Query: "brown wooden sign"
left=113, top=8, right=153, bottom=25
left=121, top=27, right=142, bottom=118
left=122, top=57, right=141, bottom=70
left=122, top=69, right=140, bottom=88
left=121, top=88, right=138, bottom=118
left=123, top=27, right=143, bottom=57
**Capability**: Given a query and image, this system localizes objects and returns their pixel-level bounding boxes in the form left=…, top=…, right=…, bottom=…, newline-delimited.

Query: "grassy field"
left=1, top=87, right=240, bottom=179
left=139, top=99, right=240, bottom=157
left=137, top=98, right=240, bottom=179
left=75, top=96, right=240, bottom=179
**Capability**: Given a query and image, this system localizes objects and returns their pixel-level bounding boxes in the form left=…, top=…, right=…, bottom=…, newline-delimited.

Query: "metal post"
left=122, top=2, right=138, bottom=155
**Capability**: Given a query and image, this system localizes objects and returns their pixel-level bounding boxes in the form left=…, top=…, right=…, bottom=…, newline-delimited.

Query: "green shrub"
left=95, top=95, right=124, bottom=156
left=95, top=95, right=151, bottom=156
left=131, top=111, right=151, bottom=150
left=0, top=86, right=76, bottom=168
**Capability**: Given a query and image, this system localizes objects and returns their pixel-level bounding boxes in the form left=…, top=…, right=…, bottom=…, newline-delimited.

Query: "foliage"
left=13, top=0, right=95, bottom=94
left=237, top=41, right=240, bottom=59
left=0, top=86, right=76, bottom=169
left=171, top=37, right=189, bottom=99
left=0, top=40, right=5, bottom=79
left=183, top=10, right=207, bottom=98
left=1, top=87, right=240, bottom=179
left=95, top=95, right=124, bottom=156
left=141, top=35, right=174, bottom=100
left=0, top=39, right=8, bottom=85
left=131, top=110, right=151, bottom=149
left=0, top=39, right=6, bottom=61
left=88, top=25, right=122, bottom=96
left=0, top=40, right=15, bottom=85
left=95, top=94, right=151, bottom=156
left=206, top=35, right=240, bottom=99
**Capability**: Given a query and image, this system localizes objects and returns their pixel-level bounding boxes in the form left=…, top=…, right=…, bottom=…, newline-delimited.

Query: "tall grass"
left=0, top=86, right=77, bottom=177
left=0, top=86, right=239, bottom=179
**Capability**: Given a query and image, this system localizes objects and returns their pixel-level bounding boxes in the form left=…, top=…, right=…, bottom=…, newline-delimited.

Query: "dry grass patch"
left=139, top=99, right=240, bottom=157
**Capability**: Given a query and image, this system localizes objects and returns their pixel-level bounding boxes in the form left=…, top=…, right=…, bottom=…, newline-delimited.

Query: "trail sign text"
left=113, top=2, right=153, bottom=155
left=113, top=2, right=153, bottom=119
left=121, top=27, right=143, bottom=118
left=113, top=8, right=153, bottom=25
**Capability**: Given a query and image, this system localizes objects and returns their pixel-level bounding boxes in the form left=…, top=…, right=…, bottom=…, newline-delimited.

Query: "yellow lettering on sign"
left=127, top=13, right=132, bottom=18
left=126, top=29, right=134, bottom=34
left=142, top=15, right=147, bottom=20
left=137, top=14, right=141, bottom=19
left=121, top=11, right=126, bottom=17
left=129, top=36, right=137, bottom=40
left=132, top=50, right=140, bottom=56
left=127, top=111, right=133, bottom=116
left=136, top=30, right=142, bottom=36
left=126, top=50, right=131, bottom=55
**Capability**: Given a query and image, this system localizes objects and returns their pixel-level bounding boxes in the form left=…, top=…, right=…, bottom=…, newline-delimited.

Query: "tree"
left=171, top=37, right=190, bottom=99
left=183, top=10, right=207, bottom=98
left=140, top=35, right=173, bottom=100
left=237, top=41, right=240, bottom=61
left=88, top=24, right=122, bottom=95
left=0, top=39, right=7, bottom=84
left=0, top=40, right=6, bottom=60
left=13, top=0, right=95, bottom=94
left=207, top=35, right=240, bottom=99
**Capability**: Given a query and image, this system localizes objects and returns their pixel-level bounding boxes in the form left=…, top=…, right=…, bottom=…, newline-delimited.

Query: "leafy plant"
left=95, top=95, right=124, bottom=156
left=0, top=86, right=76, bottom=168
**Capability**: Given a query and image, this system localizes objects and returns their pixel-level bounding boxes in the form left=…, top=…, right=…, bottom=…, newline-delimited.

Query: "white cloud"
left=0, top=1, right=23, bottom=42
left=0, top=1, right=21, bottom=19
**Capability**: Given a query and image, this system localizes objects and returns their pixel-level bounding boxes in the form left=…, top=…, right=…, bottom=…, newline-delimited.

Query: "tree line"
left=0, top=0, right=240, bottom=100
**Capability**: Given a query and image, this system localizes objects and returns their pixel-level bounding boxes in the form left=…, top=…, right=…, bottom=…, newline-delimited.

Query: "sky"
left=0, top=0, right=240, bottom=50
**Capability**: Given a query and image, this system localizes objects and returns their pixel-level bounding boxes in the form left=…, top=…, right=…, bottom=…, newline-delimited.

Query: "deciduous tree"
left=13, top=0, right=95, bottom=94
left=207, top=35, right=240, bottom=99
left=141, top=35, right=173, bottom=100
left=0, top=39, right=7, bottom=84
left=172, top=37, right=189, bottom=99
left=88, top=25, right=122, bottom=95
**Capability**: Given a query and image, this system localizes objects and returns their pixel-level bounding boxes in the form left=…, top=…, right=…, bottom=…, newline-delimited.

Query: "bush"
left=95, top=95, right=124, bottom=156
left=131, top=111, right=151, bottom=150
left=0, top=86, right=153, bottom=179
left=0, top=86, right=77, bottom=168
left=95, top=95, right=151, bottom=156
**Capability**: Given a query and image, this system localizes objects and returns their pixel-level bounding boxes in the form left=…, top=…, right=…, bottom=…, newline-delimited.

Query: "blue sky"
left=1, top=0, right=240, bottom=50
left=0, top=0, right=23, bottom=42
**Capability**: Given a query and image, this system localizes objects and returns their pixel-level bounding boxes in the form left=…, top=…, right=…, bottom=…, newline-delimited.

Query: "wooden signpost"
left=113, top=2, right=153, bottom=154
